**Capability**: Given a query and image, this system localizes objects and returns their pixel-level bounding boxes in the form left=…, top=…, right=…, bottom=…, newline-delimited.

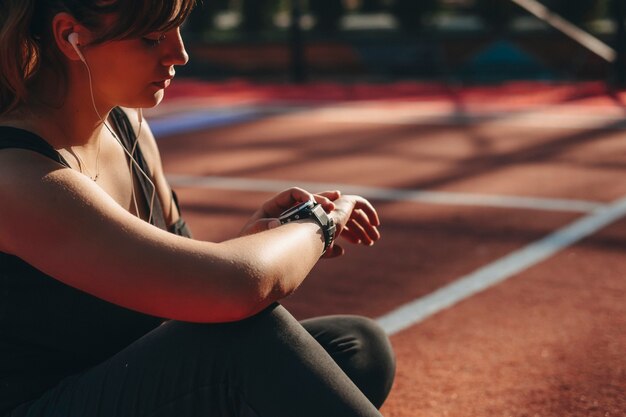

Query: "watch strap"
left=310, top=203, right=336, bottom=254
left=279, top=201, right=336, bottom=254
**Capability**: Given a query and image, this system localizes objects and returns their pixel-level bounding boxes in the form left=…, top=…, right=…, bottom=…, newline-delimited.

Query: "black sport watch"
left=278, top=200, right=336, bottom=255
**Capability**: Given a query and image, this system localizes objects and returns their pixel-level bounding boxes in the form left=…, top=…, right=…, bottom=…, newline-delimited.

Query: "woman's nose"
left=161, top=28, right=189, bottom=67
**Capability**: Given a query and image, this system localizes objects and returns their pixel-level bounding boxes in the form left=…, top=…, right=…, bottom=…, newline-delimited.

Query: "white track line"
left=166, top=174, right=603, bottom=213
left=376, top=194, right=626, bottom=335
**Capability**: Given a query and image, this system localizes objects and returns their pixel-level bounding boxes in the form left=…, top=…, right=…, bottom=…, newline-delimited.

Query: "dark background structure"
left=180, top=0, right=626, bottom=87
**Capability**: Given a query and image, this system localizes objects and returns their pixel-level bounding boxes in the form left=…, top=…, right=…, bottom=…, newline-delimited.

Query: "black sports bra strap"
left=0, top=127, right=71, bottom=168
left=108, top=108, right=168, bottom=230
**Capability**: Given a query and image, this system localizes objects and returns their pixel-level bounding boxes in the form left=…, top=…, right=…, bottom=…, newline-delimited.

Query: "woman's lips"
left=152, top=79, right=171, bottom=89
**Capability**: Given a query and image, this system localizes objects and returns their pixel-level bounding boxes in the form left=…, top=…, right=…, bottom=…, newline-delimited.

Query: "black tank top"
left=0, top=108, right=192, bottom=413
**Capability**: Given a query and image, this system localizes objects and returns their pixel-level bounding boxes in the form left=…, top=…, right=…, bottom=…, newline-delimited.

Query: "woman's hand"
left=239, top=188, right=381, bottom=259
left=321, top=193, right=381, bottom=258
left=239, top=187, right=335, bottom=236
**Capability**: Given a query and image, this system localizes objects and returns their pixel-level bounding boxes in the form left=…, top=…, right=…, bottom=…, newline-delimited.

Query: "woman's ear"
left=51, top=12, right=88, bottom=62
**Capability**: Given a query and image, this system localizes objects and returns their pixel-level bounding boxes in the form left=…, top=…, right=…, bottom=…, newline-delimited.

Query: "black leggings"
left=8, top=304, right=395, bottom=417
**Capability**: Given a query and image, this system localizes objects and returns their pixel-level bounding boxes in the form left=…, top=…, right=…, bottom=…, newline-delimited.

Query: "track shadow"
left=157, top=81, right=626, bottom=199
left=161, top=105, right=626, bottom=201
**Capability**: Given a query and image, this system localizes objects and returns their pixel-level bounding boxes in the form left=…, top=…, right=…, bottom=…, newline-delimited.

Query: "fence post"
left=613, top=0, right=626, bottom=87
left=290, top=0, right=307, bottom=83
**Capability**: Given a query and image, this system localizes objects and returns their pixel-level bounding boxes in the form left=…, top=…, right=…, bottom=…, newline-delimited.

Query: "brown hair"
left=0, top=0, right=196, bottom=116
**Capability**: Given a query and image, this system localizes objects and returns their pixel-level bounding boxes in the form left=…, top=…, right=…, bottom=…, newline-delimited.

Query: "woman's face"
left=77, top=24, right=189, bottom=109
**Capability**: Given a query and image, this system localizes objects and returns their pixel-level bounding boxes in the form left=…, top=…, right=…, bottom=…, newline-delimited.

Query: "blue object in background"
left=461, top=40, right=554, bottom=81
left=150, top=108, right=261, bottom=138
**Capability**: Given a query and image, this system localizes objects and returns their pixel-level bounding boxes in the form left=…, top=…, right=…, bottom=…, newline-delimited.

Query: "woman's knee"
left=154, top=303, right=298, bottom=359
left=342, top=317, right=396, bottom=408
left=303, top=315, right=394, bottom=364
left=302, top=315, right=396, bottom=408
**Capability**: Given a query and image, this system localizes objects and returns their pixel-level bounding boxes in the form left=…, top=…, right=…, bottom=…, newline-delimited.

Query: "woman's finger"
left=262, top=187, right=314, bottom=216
left=312, top=193, right=335, bottom=212
left=339, top=225, right=362, bottom=244
left=314, top=190, right=341, bottom=212
left=352, top=196, right=380, bottom=227
left=345, top=218, right=371, bottom=245
left=350, top=209, right=381, bottom=244
left=316, top=190, right=341, bottom=201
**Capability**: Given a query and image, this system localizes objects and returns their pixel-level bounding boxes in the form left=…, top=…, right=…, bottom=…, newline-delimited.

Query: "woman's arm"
left=0, top=150, right=327, bottom=323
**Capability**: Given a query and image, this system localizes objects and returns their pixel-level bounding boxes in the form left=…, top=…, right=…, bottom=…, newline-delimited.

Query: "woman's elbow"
left=233, top=270, right=295, bottom=320
left=185, top=250, right=300, bottom=322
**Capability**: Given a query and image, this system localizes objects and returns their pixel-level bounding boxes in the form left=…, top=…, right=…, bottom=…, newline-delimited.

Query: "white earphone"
left=67, top=32, right=86, bottom=63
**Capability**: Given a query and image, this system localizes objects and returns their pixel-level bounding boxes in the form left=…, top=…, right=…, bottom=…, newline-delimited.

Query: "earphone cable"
left=81, top=57, right=156, bottom=224
left=128, top=112, right=144, bottom=221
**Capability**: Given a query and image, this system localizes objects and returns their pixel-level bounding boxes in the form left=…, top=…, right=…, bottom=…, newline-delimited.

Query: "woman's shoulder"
left=0, top=120, right=71, bottom=201
left=0, top=143, right=75, bottom=254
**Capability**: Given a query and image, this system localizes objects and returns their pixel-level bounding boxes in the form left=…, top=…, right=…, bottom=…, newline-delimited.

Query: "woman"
left=0, top=1, right=395, bottom=416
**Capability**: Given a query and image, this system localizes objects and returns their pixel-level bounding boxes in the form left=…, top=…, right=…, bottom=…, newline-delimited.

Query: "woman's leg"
left=8, top=304, right=386, bottom=417
left=300, top=315, right=396, bottom=409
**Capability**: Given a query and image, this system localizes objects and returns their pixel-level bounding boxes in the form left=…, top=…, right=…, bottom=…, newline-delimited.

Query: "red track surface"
left=150, top=80, right=626, bottom=416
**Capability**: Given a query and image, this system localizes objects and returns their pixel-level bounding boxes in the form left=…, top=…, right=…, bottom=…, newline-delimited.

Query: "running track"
left=146, top=80, right=625, bottom=417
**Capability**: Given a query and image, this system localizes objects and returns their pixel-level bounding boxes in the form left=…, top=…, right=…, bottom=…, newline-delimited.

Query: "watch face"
left=277, top=200, right=335, bottom=253
left=279, top=200, right=315, bottom=222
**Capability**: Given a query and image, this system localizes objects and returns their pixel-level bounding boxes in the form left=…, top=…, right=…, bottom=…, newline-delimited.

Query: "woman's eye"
left=142, top=34, right=166, bottom=47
